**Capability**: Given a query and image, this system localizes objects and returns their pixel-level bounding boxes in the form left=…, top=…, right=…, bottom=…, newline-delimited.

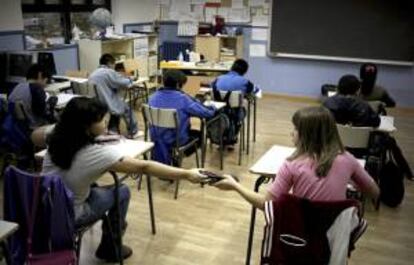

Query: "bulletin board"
left=157, top=0, right=270, bottom=26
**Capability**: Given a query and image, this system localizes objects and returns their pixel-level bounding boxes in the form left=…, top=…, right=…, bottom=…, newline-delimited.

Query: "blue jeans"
left=123, top=105, right=138, bottom=135
left=75, top=184, right=130, bottom=242
left=108, top=105, right=138, bottom=135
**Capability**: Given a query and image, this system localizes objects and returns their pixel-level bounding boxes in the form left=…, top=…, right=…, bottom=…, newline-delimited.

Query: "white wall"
left=111, top=0, right=157, bottom=33
left=0, top=0, right=23, bottom=31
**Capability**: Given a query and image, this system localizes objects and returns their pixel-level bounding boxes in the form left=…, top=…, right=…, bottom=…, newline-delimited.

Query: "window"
left=23, top=13, right=65, bottom=48
left=22, top=0, right=111, bottom=47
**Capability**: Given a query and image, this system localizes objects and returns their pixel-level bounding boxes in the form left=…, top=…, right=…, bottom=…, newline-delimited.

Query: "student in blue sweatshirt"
left=211, top=59, right=255, bottom=146
left=212, top=59, right=254, bottom=95
left=148, top=70, right=216, bottom=165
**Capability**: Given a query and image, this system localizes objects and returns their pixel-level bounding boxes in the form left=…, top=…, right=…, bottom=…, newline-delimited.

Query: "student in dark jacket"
left=359, top=63, right=396, bottom=107
left=8, top=64, right=54, bottom=129
left=323, top=75, right=380, bottom=127
left=324, top=75, right=413, bottom=180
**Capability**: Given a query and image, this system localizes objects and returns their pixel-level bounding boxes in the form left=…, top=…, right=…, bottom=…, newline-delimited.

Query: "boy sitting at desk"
left=148, top=70, right=216, bottom=165
left=211, top=59, right=255, bottom=147
left=8, top=64, right=55, bottom=129
left=323, top=74, right=413, bottom=180
left=88, top=54, right=139, bottom=138
left=323, top=74, right=380, bottom=127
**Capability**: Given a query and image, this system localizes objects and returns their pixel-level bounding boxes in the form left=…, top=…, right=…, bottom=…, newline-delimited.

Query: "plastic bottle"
left=178, top=51, right=184, bottom=62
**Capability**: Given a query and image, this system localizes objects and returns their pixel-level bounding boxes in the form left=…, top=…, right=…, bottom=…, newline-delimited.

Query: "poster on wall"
left=249, top=0, right=266, bottom=6
left=249, top=44, right=266, bottom=57
left=232, top=0, right=244, bottom=8
left=178, top=20, right=199, bottom=36
left=193, top=4, right=205, bottom=21
left=251, top=28, right=268, bottom=41
left=157, top=0, right=170, bottom=5
left=170, top=0, right=192, bottom=19
left=205, top=7, right=218, bottom=23
left=227, top=8, right=250, bottom=23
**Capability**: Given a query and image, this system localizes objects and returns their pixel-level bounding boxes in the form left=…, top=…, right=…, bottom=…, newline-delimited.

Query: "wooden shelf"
left=194, top=35, right=243, bottom=62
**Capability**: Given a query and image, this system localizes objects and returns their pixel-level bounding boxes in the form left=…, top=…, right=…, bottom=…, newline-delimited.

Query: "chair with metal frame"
left=71, top=81, right=97, bottom=98
left=142, top=104, right=200, bottom=199
left=336, top=123, right=381, bottom=211
left=208, top=90, right=246, bottom=169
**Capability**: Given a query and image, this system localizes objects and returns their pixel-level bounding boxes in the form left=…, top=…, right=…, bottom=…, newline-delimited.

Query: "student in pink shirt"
left=213, top=106, right=379, bottom=210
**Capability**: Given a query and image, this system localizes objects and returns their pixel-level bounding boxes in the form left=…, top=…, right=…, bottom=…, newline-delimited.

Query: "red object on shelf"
left=205, top=2, right=221, bottom=8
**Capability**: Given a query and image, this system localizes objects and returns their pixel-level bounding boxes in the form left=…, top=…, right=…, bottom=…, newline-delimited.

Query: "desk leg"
left=110, top=172, right=123, bottom=265
left=253, top=98, right=257, bottom=142
left=143, top=153, right=156, bottom=235
left=245, top=175, right=268, bottom=265
left=1, top=241, right=11, bottom=265
left=144, top=83, right=149, bottom=103
left=201, top=119, right=207, bottom=168
left=146, top=174, right=156, bottom=235
left=247, top=100, right=251, bottom=154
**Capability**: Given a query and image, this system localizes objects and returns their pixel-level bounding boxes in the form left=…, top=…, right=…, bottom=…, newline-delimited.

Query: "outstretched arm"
left=213, top=175, right=274, bottom=210
left=108, top=157, right=206, bottom=183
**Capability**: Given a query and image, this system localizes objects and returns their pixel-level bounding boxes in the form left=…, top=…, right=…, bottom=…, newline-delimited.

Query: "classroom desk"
left=160, top=61, right=231, bottom=97
left=54, top=93, right=81, bottom=110
left=160, top=61, right=231, bottom=73
left=44, top=81, right=72, bottom=96
left=128, top=77, right=150, bottom=107
left=52, top=75, right=150, bottom=107
left=53, top=75, right=88, bottom=83
left=0, top=220, right=19, bottom=264
left=245, top=145, right=366, bottom=265
left=36, top=139, right=155, bottom=265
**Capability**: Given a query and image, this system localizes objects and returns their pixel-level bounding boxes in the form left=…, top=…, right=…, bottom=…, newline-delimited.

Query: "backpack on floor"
left=379, top=150, right=405, bottom=207
left=207, top=83, right=239, bottom=145
left=207, top=111, right=237, bottom=145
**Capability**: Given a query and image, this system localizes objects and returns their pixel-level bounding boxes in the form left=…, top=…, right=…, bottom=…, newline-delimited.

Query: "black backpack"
left=367, top=131, right=405, bottom=207
left=207, top=85, right=238, bottom=145
left=379, top=150, right=405, bottom=207
left=207, top=112, right=236, bottom=145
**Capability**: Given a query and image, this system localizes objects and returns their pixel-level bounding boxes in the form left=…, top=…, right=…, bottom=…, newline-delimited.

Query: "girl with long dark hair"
left=39, top=97, right=205, bottom=262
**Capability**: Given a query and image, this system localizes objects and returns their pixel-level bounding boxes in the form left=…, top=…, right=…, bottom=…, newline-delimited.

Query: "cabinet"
left=133, top=34, right=159, bottom=83
left=78, top=38, right=134, bottom=74
left=78, top=34, right=159, bottom=83
left=194, top=35, right=243, bottom=62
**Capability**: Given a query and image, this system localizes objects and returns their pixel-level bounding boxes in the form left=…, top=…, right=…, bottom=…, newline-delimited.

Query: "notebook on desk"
left=378, top=116, right=396, bottom=133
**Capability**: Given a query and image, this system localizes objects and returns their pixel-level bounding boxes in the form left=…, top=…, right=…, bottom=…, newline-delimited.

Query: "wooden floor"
left=3, top=95, right=414, bottom=265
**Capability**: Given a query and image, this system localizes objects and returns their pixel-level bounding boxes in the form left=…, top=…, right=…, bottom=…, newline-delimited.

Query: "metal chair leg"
left=220, top=138, right=224, bottom=170
left=146, top=174, right=156, bottom=234
left=247, top=103, right=251, bottom=154
left=174, top=180, right=180, bottom=200
left=109, top=172, right=123, bottom=265
left=239, top=122, right=243, bottom=165
left=195, top=143, right=200, bottom=168
left=253, top=98, right=257, bottom=142
left=174, top=156, right=183, bottom=199
left=136, top=175, right=143, bottom=191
